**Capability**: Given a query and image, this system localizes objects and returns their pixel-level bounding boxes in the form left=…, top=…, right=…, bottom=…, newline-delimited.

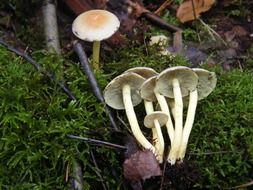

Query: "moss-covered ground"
left=0, top=0, right=253, bottom=189
left=0, top=44, right=253, bottom=189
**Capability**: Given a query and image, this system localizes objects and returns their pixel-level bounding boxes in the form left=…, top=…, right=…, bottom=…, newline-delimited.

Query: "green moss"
left=0, top=47, right=121, bottom=189
left=189, top=68, right=253, bottom=188
left=103, top=43, right=189, bottom=76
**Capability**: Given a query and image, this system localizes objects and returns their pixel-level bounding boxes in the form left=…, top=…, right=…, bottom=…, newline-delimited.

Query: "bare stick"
left=173, top=31, right=183, bottom=52
left=90, top=150, right=108, bottom=190
left=73, top=41, right=119, bottom=131
left=228, top=181, right=253, bottom=189
left=143, top=12, right=182, bottom=32
left=159, top=160, right=168, bottom=190
left=126, top=0, right=182, bottom=32
left=0, top=38, right=76, bottom=100
left=188, top=150, right=233, bottom=155
left=71, top=159, right=84, bottom=190
left=154, top=0, right=172, bottom=16
left=67, top=135, right=126, bottom=150
left=42, top=0, right=61, bottom=54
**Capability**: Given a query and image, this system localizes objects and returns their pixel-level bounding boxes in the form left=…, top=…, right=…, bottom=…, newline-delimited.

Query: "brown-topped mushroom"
left=72, top=9, right=120, bottom=70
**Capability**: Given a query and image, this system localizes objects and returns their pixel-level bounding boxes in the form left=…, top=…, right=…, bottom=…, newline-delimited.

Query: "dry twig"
left=67, top=135, right=126, bottom=150
left=90, top=150, right=108, bottom=190
left=154, top=0, right=172, bottom=16
left=228, top=180, right=253, bottom=189
left=72, top=40, right=119, bottom=131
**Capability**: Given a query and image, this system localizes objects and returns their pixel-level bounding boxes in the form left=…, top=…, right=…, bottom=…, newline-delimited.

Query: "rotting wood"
left=42, top=0, right=61, bottom=54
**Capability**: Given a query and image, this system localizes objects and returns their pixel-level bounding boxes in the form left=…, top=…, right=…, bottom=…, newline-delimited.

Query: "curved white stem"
left=168, top=99, right=176, bottom=120
left=144, top=100, right=158, bottom=145
left=144, top=100, right=154, bottom=115
left=144, top=100, right=163, bottom=162
left=178, top=89, right=198, bottom=160
left=154, top=90, right=174, bottom=143
left=154, top=119, right=165, bottom=163
left=123, top=85, right=155, bottom=153
left=167, top=78, right=183, bottom=165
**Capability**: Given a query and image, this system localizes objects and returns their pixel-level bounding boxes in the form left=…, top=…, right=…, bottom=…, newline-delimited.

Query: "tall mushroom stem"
left=92, top=41, right=100, bottom=70
left=144, top=100, right=162, bottom=162
left=154, top=89, right=174, bottom=143
left=178, top=89, right=198, bottom=160
left=122, top=85, right=155, bottom=153
left=167, top=99, right=176, bottom=120
left=167, top=78, right=183, bottom=165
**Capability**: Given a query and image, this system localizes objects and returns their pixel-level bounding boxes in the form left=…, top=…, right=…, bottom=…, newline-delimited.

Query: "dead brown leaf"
left=123, top=150, right=161, bottom=182
left=176, top=0, right=216, bottom=23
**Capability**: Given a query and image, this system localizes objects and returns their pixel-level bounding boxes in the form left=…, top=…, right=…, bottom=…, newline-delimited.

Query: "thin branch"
left=71, top=159, right=84, bottom=190
left=72, top=41, right=119, bottom=131
left=154, top=0, right=172, bottom=16
left=159, top=160, right=168, bottom=190
left=227, top=180, right=253, bottom=189
left=90, top=150, right=108, bottom=190
left=188, top=150, right=233, bottom=155
left=143, top=12, right=182, bottom=32
left=67, top=135, right=126, bottom=150
left=0, top=38, right=76, bottom=100
left=173, top=31, right=183, bottom=53
left=126, top=0, right=182, bottom=32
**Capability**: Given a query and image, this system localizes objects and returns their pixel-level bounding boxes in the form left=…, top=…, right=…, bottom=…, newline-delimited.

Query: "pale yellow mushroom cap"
left=140, top=76, right=157, bottom=102
left=193, top=68, right=217, bottom=100
left=144, top=111, right=168, bottom=129
left=149, top=35, right=169, bottom=46
left=72, top=9, right=120, bottom=42
left=124, top=67, right=158, bottom=79
left=156, top=66, right=198, bottom=98
left=104, top=72, right=145, bottom=110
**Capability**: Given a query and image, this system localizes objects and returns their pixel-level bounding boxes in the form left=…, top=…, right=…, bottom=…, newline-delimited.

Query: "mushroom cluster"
left=104, top=66, right=217, bottom=164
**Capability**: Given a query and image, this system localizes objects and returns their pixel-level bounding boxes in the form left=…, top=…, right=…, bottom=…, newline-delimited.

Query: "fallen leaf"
left=176, top=0, right=216, bottom=23
left=123, top=150, right=161, bottom=182
left=231, top=25, right=248, bottom=37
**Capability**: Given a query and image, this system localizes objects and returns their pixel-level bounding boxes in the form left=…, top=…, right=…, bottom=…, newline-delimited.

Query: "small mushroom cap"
left=193, top=68, right=217, bottom=100
left=149, top=35, right=169, bottom=46
left=156, top=66, right=198, bottom=98
left=72, top=9, right=120, bottom=42
left=140, top=76, right=157, bottom=102
left=124, top=67, right=158, bottom=79
left=144, top=111, right=168, bottom=128
left=104, top=72, right=145, bottom=110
